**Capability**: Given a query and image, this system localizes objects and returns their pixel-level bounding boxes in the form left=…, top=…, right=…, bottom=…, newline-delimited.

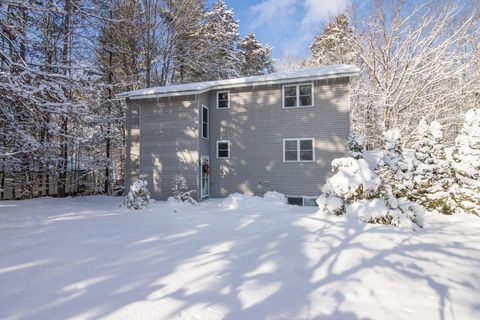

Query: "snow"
left=1, top=196, right=480, bottom=320
left=117, top=65, right=360, bottom=98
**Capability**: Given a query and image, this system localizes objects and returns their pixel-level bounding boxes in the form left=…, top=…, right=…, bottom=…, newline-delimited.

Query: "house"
left=118, top=65, right=360, bottom=205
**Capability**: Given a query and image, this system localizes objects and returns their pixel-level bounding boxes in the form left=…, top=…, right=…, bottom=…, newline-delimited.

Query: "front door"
left=200, top=156, right=210, bottom=198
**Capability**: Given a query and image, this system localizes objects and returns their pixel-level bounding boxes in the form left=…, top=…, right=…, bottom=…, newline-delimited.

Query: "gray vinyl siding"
left=124, top=76, right=351, bottom=200
left=126, top=95, right=199, bottom=200
left=125, top=99, right=140, bottom=190
left=208, top=77, right=350, bottom=198
left=197, top=92, right=210, bottom=199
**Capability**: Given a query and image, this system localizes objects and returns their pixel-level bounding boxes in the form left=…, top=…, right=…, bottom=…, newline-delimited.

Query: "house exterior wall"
left=125, top=76, right=351, bottom=200
left=125, top=99, right=140, bottom=190
left=125, top=95, right=199, bottom=200
left=207, top=77, right=350, bottom=198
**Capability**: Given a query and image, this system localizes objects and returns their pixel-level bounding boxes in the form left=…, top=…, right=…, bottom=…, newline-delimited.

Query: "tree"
left=452, top=108, right=480, bottom=214
left=410, top=119, right=456, bottom=214
left=124, top=174, right=150, bottom=209
left=376, top=129, right=412, bottom=198
left=307, top=13, right=355, bottom=66
left=201, top=0, right=240, bottom=80
left=347, top=129, right=365, bottom=159
left=239, top=32, right=273, bottom=76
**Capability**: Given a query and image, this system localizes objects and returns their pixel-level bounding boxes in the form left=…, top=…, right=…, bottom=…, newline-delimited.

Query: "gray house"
left=119, top=65, right=359, bottom=205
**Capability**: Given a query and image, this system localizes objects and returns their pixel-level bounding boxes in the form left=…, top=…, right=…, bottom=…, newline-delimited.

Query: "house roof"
left=117, top=64, right=360, bottom=100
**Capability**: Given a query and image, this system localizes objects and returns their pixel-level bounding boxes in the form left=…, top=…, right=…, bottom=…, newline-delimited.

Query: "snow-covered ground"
left=1, top=196, right=479, bottom=320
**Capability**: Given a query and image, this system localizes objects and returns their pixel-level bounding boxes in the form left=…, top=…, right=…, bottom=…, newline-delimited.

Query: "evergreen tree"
left=201, top=0, right=240, bottom=80
left=308, top=13, right=355, bottom=66
left=376, top=129, right=412, bottom=198
left=124, top=174, right=151, bottom=209
left=239, top=33, right=273, bottom=76
left=411, top=119, right=456, bottom=214
left=347, top=129, right=365, bottom=159
left=452, top=108, right=480, bottom=215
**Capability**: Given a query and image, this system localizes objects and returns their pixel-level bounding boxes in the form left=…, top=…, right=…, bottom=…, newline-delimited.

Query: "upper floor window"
left=217, top=140, right=230, bottom=158
left=283, top=138, right=315, bottom=162
left=217, top=91, right=230, bottom=109
left=202, top=105, right=208, bottom=139
left=283, top=83, right=314, bottom=108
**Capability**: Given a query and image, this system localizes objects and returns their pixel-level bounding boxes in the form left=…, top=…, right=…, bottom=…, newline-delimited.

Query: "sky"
left=218, top=0, right=353, bottom=59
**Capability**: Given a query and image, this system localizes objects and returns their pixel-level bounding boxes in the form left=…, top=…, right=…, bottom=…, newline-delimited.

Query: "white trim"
left=282, top=138, right=315, bottom=162
left=282, top=82, right=314, bottom=108
left=200, top=155, right=210, bottom=198
left=120, top=71, right=358, bottom=100
left=216, top=90, right=230, bottom=109
left=201, top=105, right=209, bottom=140
left=216, top=140, right=230, bottom=159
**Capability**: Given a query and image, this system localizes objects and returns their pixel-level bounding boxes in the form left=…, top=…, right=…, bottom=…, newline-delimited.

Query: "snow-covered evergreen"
left=170, top=175, right=197, bottom=205
left=452, top=109, right=480, bottom=215
left=347, top=129, right=365, bottom=159
left=376, top=129, right=412, bottom=198
left=317, top=157, right=423, bottom=229
left=124, top=174, right=151, bottom=210
left=239, top=33, right=273, bottom=76
left=410, top=119, right=456, bottom=214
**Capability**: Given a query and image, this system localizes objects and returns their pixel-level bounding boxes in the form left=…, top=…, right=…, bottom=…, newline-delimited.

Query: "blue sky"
left=214, top=0, right=354, bottom=58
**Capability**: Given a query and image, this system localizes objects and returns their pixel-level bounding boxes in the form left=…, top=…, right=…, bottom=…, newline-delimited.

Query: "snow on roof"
left=118, top=64, right=360, bottom=99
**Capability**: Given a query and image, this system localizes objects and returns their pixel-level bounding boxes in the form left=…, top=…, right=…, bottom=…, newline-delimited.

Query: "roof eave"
left=120, top=71, right=359, bottom=101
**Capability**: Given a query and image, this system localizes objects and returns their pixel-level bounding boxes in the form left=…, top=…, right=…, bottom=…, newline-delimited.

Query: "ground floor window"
left=283, top=138, right=315, bottom=162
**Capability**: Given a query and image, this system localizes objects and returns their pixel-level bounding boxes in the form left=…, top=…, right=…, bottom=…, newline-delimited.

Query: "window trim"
left=216, top=90, right=230, bottom=109
left=282, top=82, right=314, bottom=108
left=283, top=138, right=315, bottom=162
left=201, top=105, right=209, bottom=139
left=216, top=140, right=230, bottom=159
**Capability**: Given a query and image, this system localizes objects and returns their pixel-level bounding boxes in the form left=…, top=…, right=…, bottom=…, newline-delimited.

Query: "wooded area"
left=1, top=0, right=478, bottom=199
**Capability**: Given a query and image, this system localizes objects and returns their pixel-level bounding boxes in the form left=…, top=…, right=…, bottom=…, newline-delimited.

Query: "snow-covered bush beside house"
left=348, top=129, right=365, bottom=159
left=411, top=119, right=456, bottom=214
left=316, top=157, right=424, bottom=229
left=169, top=175, right=197, bottom=205
left=123, top=174, right=151, bottom=210
left=376, top=129, right=413, bottom=198
left=452, top=108, right=480, bottom=215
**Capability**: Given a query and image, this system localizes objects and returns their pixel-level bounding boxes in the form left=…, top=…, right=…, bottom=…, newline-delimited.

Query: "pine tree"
left=347, top=129, right=365, bottom=159
left=411, top=119, right=456, bottom=214
left=201, top=0, right=240, bottom=80
left=239, top=33, right=273, bottom=76
left=308, top=13, right=355, bottom=66
left=452, top=108, right=480, bottom=215
left=171, top=175, right=197, bottom=204
left=124, top=174, right=151, bottom=209
left=376, top=129, right=412, bottom=198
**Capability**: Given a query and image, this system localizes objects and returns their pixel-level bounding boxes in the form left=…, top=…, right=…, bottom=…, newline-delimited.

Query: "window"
left=202, top=105, right=208, bottom=139
left=217, top=140, right=230, bottom=158
left=287, top=196, right=318, bottom=206
left=283, top=83, right=314, bottom=108
left=217, top=91, right=230, bottom=109
left=283, top=138, right=315, bottom=162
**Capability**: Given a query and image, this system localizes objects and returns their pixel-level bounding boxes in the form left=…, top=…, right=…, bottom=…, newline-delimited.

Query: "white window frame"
left=282, top=82, right=314, bottom=108
left=283, top=138, right=315, bottom=162
left=216, top=90, right=230, bottom=109
left=201, top=105, right=209, bottom=139
left=216, top=140, right=230, bottom=159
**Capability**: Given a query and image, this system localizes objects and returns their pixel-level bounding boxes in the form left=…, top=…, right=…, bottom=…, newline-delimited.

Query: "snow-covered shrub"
left=348, top=129, right=365, bottom=159
left=221, top=192, right=287, bottom=210
left=410, top=119, right=456, bottom=214
left=452, top=108, right=480, bottom=215
left=320, top=157, right=381, bottom=203
left=263, top=191, right=287, bottom=204
left=317, top=157, right=424, bottom=229
left=376, top=129, right=412, bottom=198
left=170, top=175, right=197, bottom=205
left=124, top=174, right=150, bottom=210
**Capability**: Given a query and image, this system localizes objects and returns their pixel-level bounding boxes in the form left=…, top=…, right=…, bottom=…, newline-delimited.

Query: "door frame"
left=200, top=155, right=210, bottom=198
